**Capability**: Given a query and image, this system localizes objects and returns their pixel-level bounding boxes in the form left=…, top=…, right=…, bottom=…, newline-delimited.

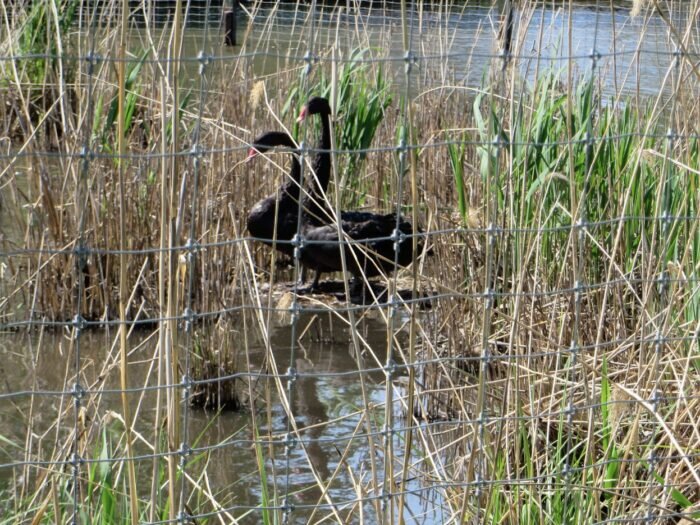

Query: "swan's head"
left=297, top=97, right=331, bottom=122
left=247, top=131, right=297, bottom=161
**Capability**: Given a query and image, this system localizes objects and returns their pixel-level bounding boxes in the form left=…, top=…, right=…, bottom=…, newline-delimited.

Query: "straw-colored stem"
left=150, top=73, right=169, bottom=523
left=165, top=0, right=184, bottom=514
left=117, top=0, right=138, bottom=521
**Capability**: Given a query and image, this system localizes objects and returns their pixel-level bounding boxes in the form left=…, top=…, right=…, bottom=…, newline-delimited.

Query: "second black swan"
left=296, top=96, right=431, bottom=293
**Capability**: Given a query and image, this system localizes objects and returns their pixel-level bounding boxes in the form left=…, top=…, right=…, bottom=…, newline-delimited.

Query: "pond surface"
left=168, top=1, right=695, bottom=99
left=0, top=310, right=455, bottom=523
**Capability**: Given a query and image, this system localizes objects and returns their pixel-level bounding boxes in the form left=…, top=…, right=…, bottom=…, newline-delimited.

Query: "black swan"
left=296, top=96, right=333, bottom=226
left=246, top=130, right=341, bottom=289
left=296, top=96, right=431, bottom=294
left=246, top=131, right=305, bottom=264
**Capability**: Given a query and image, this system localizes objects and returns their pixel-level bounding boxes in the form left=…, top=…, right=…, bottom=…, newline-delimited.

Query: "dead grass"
left=1, top=0, right=699, bottom=523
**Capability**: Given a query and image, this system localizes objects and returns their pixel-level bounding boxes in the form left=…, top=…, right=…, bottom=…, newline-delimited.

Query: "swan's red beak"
left=296, top=105, right=308, bottom=123
left=246, top=148, right=258, bottom=162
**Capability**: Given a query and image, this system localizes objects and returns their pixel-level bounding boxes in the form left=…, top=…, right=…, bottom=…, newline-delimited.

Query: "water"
left=176, top=2, right=696, bottom=99
left=0, top=311, right=454, bottom=523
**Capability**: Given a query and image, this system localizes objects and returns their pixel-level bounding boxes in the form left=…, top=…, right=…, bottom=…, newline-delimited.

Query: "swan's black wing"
left=301, top=213, right=423, bottom=277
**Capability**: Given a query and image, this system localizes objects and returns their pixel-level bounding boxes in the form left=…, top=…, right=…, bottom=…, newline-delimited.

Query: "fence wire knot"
left=291, top=233, right=305, bottom=249
left=282, top=497, right=295, bottom=518
left=486, top=222, right=499, bottom=243
left=385, top=359, right=397, bottom=379
left=473, top=471, right=482, bottom=498
left=178, top=442, right=193, bottom=458
left=656, top=271, right=668, bottom=297
left=499, top=47, right=510, bottom=70
left=303, top=50, right=314, bottom=75
left=284, top=433, right=296, bottom=453
left=653, top=330, right=664, bottom=355
left=673, top=46, right=683, bottom=67
left=74, top=243, right=89, bottom=272
left=404, top=50, right=415, bottom=74
left=647, top=450, right=657, bottom=466
left=182, top=308, right=195, bottom=332
left=479, top=410, right=489, bottom=425
left=666, top=128, right=677, bottom=145
left=574, top=280, right=583, bottom=303
left=72, top=314, right=87, bottom=333
left=189, top=144, right=202, bottom=158
left=84, top=51, right=100, bottom=74
left=388, top=293, right=403, bottom=316
left=483, top=287, right=494, bottom=309
left=562, top=462, right=571, bottom=480
left=70, top=452, right=83, bottom=468
left=78, top=146, right=92, bottom=160
left=382, top=422, right=393, bottom=438
left=185, top=237, right=200, bottom=258
left=72, top=382, right=85, bottom=402
left=197, top=50, right=210, bottom=75
left=292, top=234, right=305, bottom=263
left=397, top=137, right=408, bottom=165
left=180, top=374, right=192, bottom=394
left=391, top=228, right=405, bottom=252
left=649, top=389, right=661, bottom=412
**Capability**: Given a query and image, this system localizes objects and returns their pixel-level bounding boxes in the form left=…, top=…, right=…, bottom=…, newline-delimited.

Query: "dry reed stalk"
left=396, top=1, right=420, bottom=521
left=152, top=73, right=169, bottom=521
left=116, top=0, right=139, bottom=519
left=164, top=0, right=184, bottom=516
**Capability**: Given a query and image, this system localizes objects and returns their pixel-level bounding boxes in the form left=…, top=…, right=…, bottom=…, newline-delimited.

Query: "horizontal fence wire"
left=1, top=0, right=699, bottom=524
left=3, top=132, right=700, bottom=161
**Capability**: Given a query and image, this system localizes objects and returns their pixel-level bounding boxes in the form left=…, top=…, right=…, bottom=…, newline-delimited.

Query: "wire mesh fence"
left=0, top=0, right=699, bottom=523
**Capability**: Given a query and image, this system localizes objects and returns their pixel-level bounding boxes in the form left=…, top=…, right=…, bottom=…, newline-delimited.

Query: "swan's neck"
left=280, top=153, right=302, bottom=200
left=313, top=112, right=332, bottom=192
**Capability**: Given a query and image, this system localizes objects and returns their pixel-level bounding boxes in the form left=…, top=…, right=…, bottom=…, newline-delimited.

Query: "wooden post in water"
left=497, top=0, right=514, bottom=61
left=224, top=1, right=237, bottom=46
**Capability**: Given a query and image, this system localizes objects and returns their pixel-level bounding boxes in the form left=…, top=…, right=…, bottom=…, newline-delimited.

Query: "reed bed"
left=0, top=0, right=699, bottom=523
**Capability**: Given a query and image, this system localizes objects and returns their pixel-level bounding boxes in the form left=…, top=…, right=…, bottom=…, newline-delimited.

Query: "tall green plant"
left=14, top=0, right=79, bottom=85
left=447, top=133, right=468, bottom=223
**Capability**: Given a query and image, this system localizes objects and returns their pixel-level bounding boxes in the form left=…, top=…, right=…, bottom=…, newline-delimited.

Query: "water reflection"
left=0, top=312, right=441, bottom=522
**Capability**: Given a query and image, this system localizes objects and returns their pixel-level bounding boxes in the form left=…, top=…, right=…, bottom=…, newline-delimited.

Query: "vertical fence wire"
left=396, top=0, right=421, bottom=521
left=280, top=2, right=319, bottom=522
left=380, top=1, right=416, bottom=522
left=175, top=0, right=213, bottom=519
left=69, top=1, right=100, bottom=520
left=644, top=33, right=682, bottom=524
left=115, top=0, right=140, bottom=515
